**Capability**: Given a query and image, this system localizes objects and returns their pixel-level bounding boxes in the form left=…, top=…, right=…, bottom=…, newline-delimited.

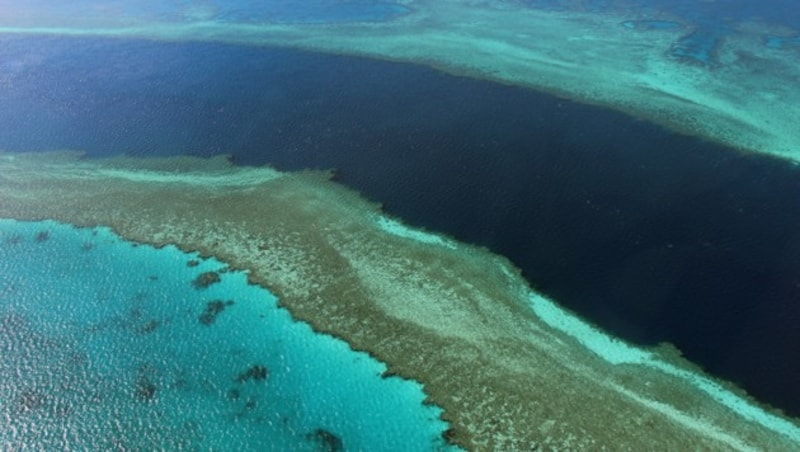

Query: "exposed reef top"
left=1, top=151, right=797, bottom=450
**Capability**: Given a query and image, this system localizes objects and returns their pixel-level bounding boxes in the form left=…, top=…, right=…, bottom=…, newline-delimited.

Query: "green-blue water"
left=0, top=219, right=454, bottom=450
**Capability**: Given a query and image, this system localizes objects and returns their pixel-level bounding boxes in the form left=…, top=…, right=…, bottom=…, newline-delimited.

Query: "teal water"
left=0, top=219, right=454, bottom=450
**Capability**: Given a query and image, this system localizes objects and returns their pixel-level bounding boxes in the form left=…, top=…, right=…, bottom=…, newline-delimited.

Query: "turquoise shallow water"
left=0, top=219, right=453, bottom=450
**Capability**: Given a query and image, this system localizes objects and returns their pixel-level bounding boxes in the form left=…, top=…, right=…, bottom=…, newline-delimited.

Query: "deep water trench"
left=2, top=36, right=800, bottom=418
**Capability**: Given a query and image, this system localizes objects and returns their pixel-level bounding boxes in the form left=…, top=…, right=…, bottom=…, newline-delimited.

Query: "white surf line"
left=0, top=20, right=276, bottom=39
left=528, top=293, right=800, bottom=443
left=0, top=164, right=282, bottom=188
left=94, top=168, right=283, bottom=187
left=609, top=383, right=759, bottom=452
left=375, top=215, right=457, bottom=249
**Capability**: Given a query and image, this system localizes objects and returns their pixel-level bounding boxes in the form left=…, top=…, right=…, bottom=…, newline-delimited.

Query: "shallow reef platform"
left=1, top=151, right=798, bottom=450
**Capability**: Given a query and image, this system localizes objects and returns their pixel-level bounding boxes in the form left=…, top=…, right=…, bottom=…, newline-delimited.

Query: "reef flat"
left=1, top=1, right=799, bottom=160
left=1, top=151, right=798, bottom=450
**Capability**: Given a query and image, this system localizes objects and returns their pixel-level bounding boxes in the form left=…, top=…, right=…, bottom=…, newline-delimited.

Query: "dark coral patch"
left=227, top=388, right=241, bottom=400
left=13, top=389, right=46, bottom=414
left=198, top=299, right=234, bottom=325
left=134, top=374, right=157, bottom=402
left=137, top=319, right=160, bottom=334
left=235, top=364, right=269, bottom=383
left=10, top=388, right=71, bottom=418
left=187, top=259, right=200, bottom=267
left=34, top=230, right=50, bottom=242
left=306, top=428, right=344, bottom=452
left=192, top=271, right=221, bottom=289
left=133, top=365, right=159, bottom=403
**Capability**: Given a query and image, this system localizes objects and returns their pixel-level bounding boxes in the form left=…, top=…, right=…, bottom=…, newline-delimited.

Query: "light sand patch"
left=375, top=215, right=457, bottom=249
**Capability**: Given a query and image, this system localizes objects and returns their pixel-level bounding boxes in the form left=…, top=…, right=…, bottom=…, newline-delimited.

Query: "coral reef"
left=198, top=299, right=234, bottom=325
left=192, top=271, right=221, bottom=289
left=235, top=365, right=269, bottom=383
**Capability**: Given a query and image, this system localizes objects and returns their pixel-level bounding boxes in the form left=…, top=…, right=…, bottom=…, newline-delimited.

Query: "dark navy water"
left=2, top=35, right=800, bottom=419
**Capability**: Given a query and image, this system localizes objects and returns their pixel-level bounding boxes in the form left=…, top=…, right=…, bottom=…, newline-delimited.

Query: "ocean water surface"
left=2, top=0, right=800, bottom=446
left=0, top=219, right=453, bottom=450
left=1, top=34, right=799, bottom=419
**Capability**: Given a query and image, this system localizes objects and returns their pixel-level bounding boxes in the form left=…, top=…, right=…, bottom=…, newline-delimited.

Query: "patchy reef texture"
left=0, top=151, right=798, bottom=450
